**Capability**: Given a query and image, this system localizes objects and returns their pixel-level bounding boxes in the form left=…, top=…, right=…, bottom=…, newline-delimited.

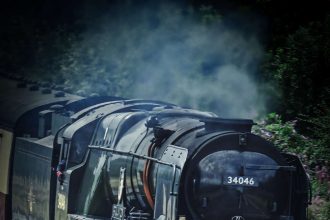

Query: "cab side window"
left=66, top=123, right=97, bottom=168
left=91, top=114, right=121, bottom=147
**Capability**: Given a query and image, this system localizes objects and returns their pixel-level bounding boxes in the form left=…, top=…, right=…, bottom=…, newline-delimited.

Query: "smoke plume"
left=64, top=1, right=265, bottom=118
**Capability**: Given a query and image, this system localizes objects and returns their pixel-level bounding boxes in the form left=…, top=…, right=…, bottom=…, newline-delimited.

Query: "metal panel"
left=11, top=137, right=53, bottom=220
left=0, top=129, right=13, bottom=194
left=154, top=145, right=188, bottom=220
left=0, top=76, right=81, bottom=129
left=0, top=192, right=6, bottom=220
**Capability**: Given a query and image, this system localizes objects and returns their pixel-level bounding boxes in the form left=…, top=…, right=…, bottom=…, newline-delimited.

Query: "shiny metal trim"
left=231, top=216, right=245, bottom=220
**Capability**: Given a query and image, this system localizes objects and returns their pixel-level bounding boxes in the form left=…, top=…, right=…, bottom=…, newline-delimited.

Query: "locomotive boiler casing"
left=0, top=75, right=310, bottom=220
left=63, top=108, right=309, bottom=220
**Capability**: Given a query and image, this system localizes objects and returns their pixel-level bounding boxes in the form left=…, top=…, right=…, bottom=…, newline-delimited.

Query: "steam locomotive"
left=0, top=74, right=310, bottom=220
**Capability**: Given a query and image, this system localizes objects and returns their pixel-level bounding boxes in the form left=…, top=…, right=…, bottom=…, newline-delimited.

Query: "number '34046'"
left=226, top=176, right=256, bottom=186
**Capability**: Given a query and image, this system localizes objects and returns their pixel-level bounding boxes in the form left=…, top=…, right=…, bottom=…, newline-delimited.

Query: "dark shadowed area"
left=0, top=0, right=269, bottom=118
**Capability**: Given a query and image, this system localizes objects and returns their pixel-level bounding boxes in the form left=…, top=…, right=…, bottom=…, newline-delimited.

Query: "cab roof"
left=0, top=75, right=82, bottom=129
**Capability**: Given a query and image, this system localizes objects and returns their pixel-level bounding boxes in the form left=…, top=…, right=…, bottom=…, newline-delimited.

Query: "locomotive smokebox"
left=183, top=132, right=295, bottom=220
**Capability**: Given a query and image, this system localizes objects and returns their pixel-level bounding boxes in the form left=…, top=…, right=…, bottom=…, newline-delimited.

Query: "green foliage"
left=296, top=107, right=330, bottom=165
left=311, top=178, right=329, bottom=199
left=308, top=201, right=330, bottom=220
left=321, top=202, right=330, bottom=220
left=254, top=113, right=319, bottom=163
left=255, top=113, right=330, bottom=219
left=255, top=112, right=330, bottom=164
left=259, top=13, right=330, bottom=220
left=262, top=19, right=330, bottom=118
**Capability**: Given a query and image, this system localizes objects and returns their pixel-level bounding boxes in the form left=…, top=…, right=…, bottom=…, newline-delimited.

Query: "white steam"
left=66, top=2, right=265, bottom=118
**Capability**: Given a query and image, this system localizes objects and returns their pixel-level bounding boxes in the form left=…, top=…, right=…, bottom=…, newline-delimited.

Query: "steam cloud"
left=65, top=1, right=265, bottom=118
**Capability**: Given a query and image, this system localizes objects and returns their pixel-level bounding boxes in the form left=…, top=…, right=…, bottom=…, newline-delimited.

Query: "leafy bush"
left=262, top=18, right=330, bottom=119
left=254, top=113, right=316, bottom=163
left=308, top=201, right=330, bottom=220
left=254, top=113, right=330, bottom=220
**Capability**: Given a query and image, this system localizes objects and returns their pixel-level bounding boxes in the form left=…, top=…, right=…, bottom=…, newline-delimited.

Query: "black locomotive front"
left=183, top=132, right=295, bottom=220
left=64, top=107, right=309, bottom=220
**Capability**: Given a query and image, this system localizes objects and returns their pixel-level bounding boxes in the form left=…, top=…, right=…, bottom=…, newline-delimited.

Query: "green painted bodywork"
left=12, top=136, right=54, bottom=220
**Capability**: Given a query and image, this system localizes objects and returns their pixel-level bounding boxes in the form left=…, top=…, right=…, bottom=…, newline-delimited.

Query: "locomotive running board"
left=68, top=214, right=109, bottom=220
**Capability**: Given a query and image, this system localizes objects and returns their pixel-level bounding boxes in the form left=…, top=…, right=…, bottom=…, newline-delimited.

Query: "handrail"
left=88, top=145, right=181, bottom=169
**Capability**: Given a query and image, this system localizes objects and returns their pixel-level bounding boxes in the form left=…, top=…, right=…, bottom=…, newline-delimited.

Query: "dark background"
left=0, top=0, right=329, bottom=117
